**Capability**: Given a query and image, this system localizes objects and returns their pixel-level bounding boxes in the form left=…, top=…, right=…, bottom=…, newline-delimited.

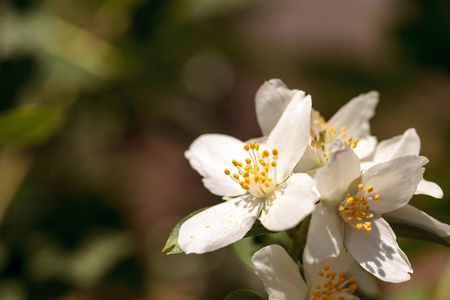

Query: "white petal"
left=328, top=91, right=378, bottom=158
left=252, top=245, right=308, bottom=300
left=294, top=145, right=322, bottom=174
left=352, top=136, right=377, bottom=160
left=185, top=133, right=247, bottom=196
left=372, top=128, right=421, bottom=163
left=415, top=178, right=443, bottom=198
left=259, top=173, right=318, bottom=231
left=303, top=202, right=344, bottom=264
left=347, top=261, right=381, bottom=297
left=383, top=204, right=450, bottom=237
left=362, top=155, right=428, bottom=214
left=265, top=93, right=311, bottom=182
left=303, top=247, right=360, bottom=299
left=345, top=215, right=412, bottom=283
left=178, top=195, right=262, bottom=254
left=315, top=142, right=361, bottom=206
left=255, top=79, right=302, bottom=136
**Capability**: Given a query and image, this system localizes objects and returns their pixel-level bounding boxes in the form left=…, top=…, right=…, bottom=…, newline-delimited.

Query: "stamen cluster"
left=310, top=265, right=357, bottom=300
left=224, top=142, right=278, bottom=198
left=310, top=111, right=359, bottom=166
left=338, top=184, right=380, bottom=232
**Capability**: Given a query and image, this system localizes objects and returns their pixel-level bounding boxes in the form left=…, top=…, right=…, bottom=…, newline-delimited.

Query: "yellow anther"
left=340, top=126, right=347, bottom=132
left=311, top=140, right=316, bottom=147
left=232, top=159, right=238, bottom=166
left=265, top=182, right=270, bottom=188
left=319, top=271, right=324, bottom=276
left=339, top=297, right=345, bottom=300
left=267, top=177, right=272, bottom=181
left=313, top=120, right=320, bottom=126
left=243, top=185, right=250, bottom=190
left=356, top=224, right=363, bottom=230
left=366, top=185, right=374, bottom=193
left=272, top=149, right=278, bottom=156
left=324, top=265, right=330, bottom=271
left=250, top=142, right=255, bottom=149
left=347, top=197, right=354, bottom=205
left=233, top=173, right=239, bottom=180
left=224, top=169, right=230, bottom=175
left=255, top=143, right=260, bottom=150
left=339, top=272, right=345, bottom=278
left=310, top=129, right=315, bottom=137
left=373, top=194, right=380, bottom=200
left=259, top=159, right=266, bottom=166
left=316, top=285, right=321, bottom=290
left=338, top=278, right=345, bottom=284
left=271, top=161, right=277, bottom=167
left=244, top=144, right=250, bottom=151
left=316, top=141, right=322, bottom=149
left=243, top=172, right=249, bottom=178
left=349, top=277, right=356, bottom=283
left=237, top=162, right=243, bottom=167
left=339, top=206, right=345, bottom=211
left=245, top=158, right=252, bottom=164
left=315, top=110, right=321, bottom=116
left=262, top=149, right=270, bottom=158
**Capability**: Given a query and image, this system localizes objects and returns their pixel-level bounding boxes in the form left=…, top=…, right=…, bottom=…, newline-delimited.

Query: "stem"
left=287, top=215, right=311, bottom=262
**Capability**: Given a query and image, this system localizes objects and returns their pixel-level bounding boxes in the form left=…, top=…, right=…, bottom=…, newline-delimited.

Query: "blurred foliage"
left=0, top=0, right=448, bottom=299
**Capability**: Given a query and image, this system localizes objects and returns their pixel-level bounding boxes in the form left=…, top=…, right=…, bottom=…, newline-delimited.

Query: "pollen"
left=338, top=184, right=379, bottom=232
left=309, top=110, right=360, bottom=167
left=224, top=143, right=279, bottom=198
left=311, top=265, right=358, bottom=300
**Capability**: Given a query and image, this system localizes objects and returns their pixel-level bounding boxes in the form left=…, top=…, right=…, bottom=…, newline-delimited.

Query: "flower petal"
left=252, top=245, right=308, bottom=300
left=328, top=91, right=379, bottom=159
left=315, top=141, right=361, bottom=206
left=372, top=128, right=420, bottom=163
left=185, top=133, right=247, bottom=196
left=255, top=79, right=302, bottom=136
left=259, top=173, right=318, bottom=231
left=305, top=249, right=360, bottom=300
left=352, top=136, right=377, bottom=160
left=178, top=195, right=262, bottom=254
left=383, top=204, right=450, bottom=237
left=345, top=214, right=412, bottom=283
left=265, top=93, right=311, bottom=182
left=362, top=155, right=428, bottom=214
left=415, top=178, right=443, bottom=198
left=303, top=202, right=345, bottom=264
left=347, top=261, right=381, bottom=297
left=294, top=145, right=322, bottom=174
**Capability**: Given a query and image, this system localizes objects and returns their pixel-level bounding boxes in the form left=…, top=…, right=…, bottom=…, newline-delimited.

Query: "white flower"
left=304, top=141, right=429, bottom=282
left=255, top=79, right=378, bottom=174
left=178, top=92, right=318, bottom=254
left=252, top=244, right=360, bottom=300
left=361, top=128, right=443, bottom=198
left=360, top=128, right=450, bottom=238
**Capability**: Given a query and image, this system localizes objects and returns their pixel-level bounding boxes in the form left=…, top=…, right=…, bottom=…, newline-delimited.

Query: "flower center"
left=338, top=184, right=380, bottom=232
left=310, top=265, right=358, bottom=300
left=310, top=110, right=359, bottom=166
left=224, top=142, right=278, bottom=198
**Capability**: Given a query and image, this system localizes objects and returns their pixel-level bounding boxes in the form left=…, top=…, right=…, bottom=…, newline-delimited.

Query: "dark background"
left=0, top=0, right=449, bottom=299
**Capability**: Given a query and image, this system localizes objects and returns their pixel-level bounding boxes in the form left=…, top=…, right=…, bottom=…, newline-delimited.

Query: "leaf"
left=224, top=289, right=264, bottom=300
left=244, top=219, right=273, bottom=238
left=232, top=237, right=263, bottom=271
left=389, top=221, right=450, bottom=248
left=0, top=105, right=64, bottom=148
left=162, top=207, right=209, bottom=255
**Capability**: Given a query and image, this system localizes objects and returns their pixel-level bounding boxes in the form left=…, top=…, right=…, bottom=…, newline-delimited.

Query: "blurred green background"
left=0, top=0, right=449, bottom=299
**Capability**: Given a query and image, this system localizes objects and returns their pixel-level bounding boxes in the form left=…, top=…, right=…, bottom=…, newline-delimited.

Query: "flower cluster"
left=165, top=79, right=450, bottom=299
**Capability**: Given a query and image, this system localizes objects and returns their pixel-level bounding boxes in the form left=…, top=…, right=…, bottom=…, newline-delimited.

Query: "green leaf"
left=0, top=105, right=64, bottom=148
left=244, top=219, right=273, bottom=238
left=162, top=207, right=209, bottom=255
left=224, top=289, right=264, bottom=300
left=389, top=221, right=450, bottom=248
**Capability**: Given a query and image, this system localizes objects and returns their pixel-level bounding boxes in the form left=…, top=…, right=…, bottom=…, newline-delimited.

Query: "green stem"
left=287, top=215, right=311, bottom=262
